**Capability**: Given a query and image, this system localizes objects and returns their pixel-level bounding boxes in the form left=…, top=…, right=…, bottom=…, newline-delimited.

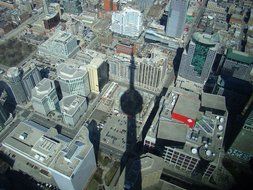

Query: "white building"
left=60, top=94, right=87, bottom=127
left=57, top=63, right=90, bottom=97
left=31, top=78, right=59, bottom=116
left=38, top=31, right=79, bottom=59
left=1, top=120, right=97, bottom=190
left=110, top=7, right=143, bottom=37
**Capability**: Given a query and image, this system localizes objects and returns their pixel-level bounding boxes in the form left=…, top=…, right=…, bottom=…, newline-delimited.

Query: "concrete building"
left=117, top=153, right=164, bottom=189
left=227, top=108, right=253, bottom=163
left=90, top=82, right=155, bottom=159
left=212, top=76, right=252, bottom=113
left=108, top=48, right=168, bottom=94
left=177, top=32, right=220, bottom=93
left=166, top=0, right=188, bottom=38
left=144, top=87, right=228, bottom=188
left=57, top=63, right=90, bottom=97
left=110, top=7, right=143, bottom=37
left=38, top=31, right=79, bottom=59
left=1, top=120, right=96, bottom=190
left=62, top=0, right=82, bottom=15
left=60, top=94, right=87, bottom=127
left=75, top=49, right=109, bottom=94
left=31, top=78, right=59, bottom=116
left=221, top=48, right=253, bottom=82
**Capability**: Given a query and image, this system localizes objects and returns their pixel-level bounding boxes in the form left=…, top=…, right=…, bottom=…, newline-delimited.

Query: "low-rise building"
left=90, top=82, right=155, bottom=159
left=1, top=120, right=96, bottom=190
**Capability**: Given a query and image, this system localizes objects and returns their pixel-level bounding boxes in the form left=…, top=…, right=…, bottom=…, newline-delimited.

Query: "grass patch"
left=104, top=162, right=120, bottom=186
left=0, top=39, right=36, bottom=67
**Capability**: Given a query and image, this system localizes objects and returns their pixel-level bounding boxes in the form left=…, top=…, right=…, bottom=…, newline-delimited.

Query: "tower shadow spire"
left=120, top=53, right=143, bottom=189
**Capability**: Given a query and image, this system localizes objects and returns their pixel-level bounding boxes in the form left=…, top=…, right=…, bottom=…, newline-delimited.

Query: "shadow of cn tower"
left=120, top=54, right=143, bottom=190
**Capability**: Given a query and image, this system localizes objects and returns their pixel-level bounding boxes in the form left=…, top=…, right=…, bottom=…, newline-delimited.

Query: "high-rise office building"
left=60, top=94, right=87, bottom=127
left=21, top=64, right=42, bottom=100
left=57, top=63, right=90, bottom=97
left=86, top=57, right=109, bottom=94
left=6, top=67, right=27, bottom=104
left=227, top=108, right=253, bottom=163
left=1, top=120, right=97, bottom=190
left=74, top=49, right=109, bottom=94
left=166, top=0, right=188, bottom=38
left=62, top=0, right=82, bottom=15
left=177, top=32, right=219, bottom=92
left=31, top=78, right=59, bottom=116
left=221, top=48, right=253, bottom=82
left=38, top=31, right=79, bottom=59
left=0, top=103, right=8, bottom=127
left=108, top=48, right=168, bottom=94
left=110, top=7, right=143, bottom=37
left=6, top=65, right=42, bottom=104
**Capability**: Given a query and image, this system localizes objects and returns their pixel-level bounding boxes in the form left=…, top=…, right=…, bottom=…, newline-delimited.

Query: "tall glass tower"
left=166, top=0, right=188, bottom=38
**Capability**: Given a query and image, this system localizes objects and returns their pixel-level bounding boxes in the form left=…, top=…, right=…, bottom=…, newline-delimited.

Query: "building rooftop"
left=60, top=95, right=86, bottom=117
left=6, top=67, right=20, bottom=78
left=201, top=92, right=226, bottom=111
left=172, top=91, right=201, bottom=122
left=57, top=63, right=87, bottom=80
left=32, top=78, right=55, bottom=100
left=95, top=82, right=155, bottom=154
left=2, top=120, right=93, bottom=177
left=226, top=48, right=253, bottom=64
left=192, top=32, right=219, bottom=46
left=157, top=120, right=187, bottom=143
left=146, top=87, right=228, bottom=165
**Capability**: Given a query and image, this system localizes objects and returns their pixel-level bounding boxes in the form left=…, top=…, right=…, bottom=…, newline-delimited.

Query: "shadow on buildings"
left=120, top=54, right=143, bottom=190
left=0, top=80, right=17, bottom=115
left=172, top=47, right=184, bottom=77
left=86, top=119, right=101, bottom=162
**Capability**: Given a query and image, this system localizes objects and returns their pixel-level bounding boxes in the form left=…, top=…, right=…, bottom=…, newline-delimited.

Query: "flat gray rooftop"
left=201, top=92, right=226, bottom=111
left=158, top=120, right=187, bottom=143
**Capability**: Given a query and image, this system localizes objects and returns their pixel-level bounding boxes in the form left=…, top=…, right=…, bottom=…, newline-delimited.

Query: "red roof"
left=171, top=112, right=196, bottom=128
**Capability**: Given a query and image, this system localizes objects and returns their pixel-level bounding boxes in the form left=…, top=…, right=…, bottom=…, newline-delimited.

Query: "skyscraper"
left=57, top=63, right=90, bottom=97
left=60, top=94, right=88, bottom=127
left=110, top=7, right=143, bottom=37
left=177, top=32, right=220, bottom=92
left=6, top=67, right=27, bottom=104
left=166, top=0, right=188, bottom=38
left=31, top=78, right=59, bottom=116
left=108, top=48, right=168, bottom=94
left=0, top=103, right=8, bottom=127
left=22, top=65, right=42, bottom=100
